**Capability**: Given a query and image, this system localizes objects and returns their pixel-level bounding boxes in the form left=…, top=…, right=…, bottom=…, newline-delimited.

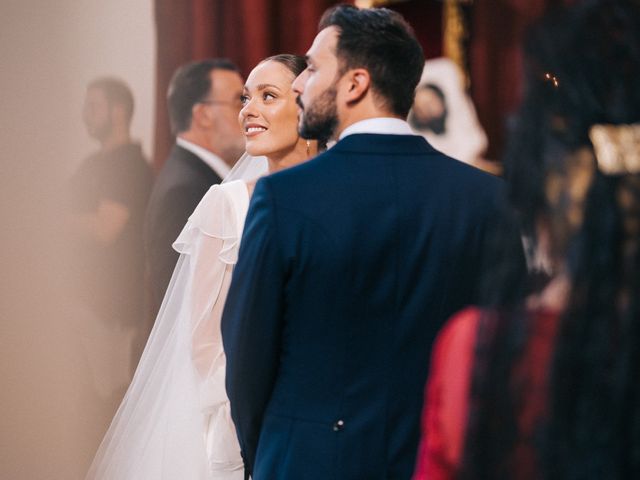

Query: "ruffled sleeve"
left=174, top=180, right=249, bottom=264
left=171, top=180, right=249, bottom=398
left=413, top=307, right=481, bottom=480
left=174, top=181, right=249, bottom=470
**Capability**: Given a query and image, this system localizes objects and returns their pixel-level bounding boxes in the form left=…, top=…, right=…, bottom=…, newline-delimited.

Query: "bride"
left=86, top=54, right=318, bottom=479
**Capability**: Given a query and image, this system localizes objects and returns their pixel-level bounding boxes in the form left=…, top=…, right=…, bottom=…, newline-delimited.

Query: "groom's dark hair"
left=319, top=4, right=424, bottom=118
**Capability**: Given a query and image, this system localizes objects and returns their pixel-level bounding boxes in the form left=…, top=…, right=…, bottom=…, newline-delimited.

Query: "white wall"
left=65, top=0, right=156, bottom=164
left=0, top=1, right=155, bottom=478
left=1, top=0, right=155, bottom=172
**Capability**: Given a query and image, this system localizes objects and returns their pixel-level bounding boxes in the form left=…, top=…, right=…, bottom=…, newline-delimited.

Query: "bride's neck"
left=267, top=138, right=317, bottom=174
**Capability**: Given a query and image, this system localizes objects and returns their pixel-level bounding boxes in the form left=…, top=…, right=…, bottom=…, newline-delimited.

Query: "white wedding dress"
left=86, top=175, right=256, bottom=479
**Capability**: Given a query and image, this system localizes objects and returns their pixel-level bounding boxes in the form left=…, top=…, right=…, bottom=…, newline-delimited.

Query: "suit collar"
left=339, top=118, right=414, bottom=139
left=170, top=144, right=224, bottom=181
left=329, top=133, right=438, bottom=156
left=175, top=137, right=231, bottom=178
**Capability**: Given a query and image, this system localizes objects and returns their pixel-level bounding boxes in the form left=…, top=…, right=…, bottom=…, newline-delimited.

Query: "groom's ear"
left=343, top=68, right=370, bottom=104
left=191, top=102, right=214, bottom=129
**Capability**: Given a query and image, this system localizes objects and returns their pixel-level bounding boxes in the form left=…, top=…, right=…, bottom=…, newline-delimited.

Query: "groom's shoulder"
left=261, top=149, right=335, bottom=189
left=261, top=135, right=503, bottom=198
left=443, top=154, right=503, bottom=187
left=264, top=133, right=431, bottom=182
left=436, top=154, right=505, bottom=207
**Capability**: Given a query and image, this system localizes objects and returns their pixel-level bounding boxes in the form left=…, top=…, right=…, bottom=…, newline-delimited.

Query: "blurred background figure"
left=409, top=57, right=494, bottom=173
left=413, top=1, right=640, bottom=479
left=68, top=77, right=152, bottom=378
left=144, top=59, right=245, bottom=315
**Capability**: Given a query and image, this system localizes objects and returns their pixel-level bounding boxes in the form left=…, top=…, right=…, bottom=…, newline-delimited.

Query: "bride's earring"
left=306, top=139, right=311, bottom=157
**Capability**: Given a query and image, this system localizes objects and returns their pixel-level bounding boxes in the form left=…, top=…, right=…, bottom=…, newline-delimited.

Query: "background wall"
left=68, top=0, right=156, bottom=164
left=0, top=1, right=155, bottom=479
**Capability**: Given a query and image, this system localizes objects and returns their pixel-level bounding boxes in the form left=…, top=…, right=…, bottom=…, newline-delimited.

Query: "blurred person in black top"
left=69, top=77, right=152, bottom=336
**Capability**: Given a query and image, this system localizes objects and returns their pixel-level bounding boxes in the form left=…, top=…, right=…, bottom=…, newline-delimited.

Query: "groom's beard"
left=297, top=86, right=338, bottom=143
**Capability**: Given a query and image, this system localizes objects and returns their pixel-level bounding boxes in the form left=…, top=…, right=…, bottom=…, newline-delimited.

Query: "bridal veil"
left=86, top=154, right=267, bottom=479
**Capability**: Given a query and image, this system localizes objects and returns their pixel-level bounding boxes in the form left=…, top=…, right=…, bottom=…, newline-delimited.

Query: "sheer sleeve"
left=86, top=181, right=248, bottom=480
left=413, top=307, right=481, bottom=480
left=174, top=181, right=243, bottom=386
left=175, top=181, right=248, bottom=471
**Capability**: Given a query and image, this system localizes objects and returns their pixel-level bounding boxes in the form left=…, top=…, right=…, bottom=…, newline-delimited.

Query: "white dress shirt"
left=176, top=137, right=231, bottom=179
left=339, top=117, right=416, bottom=140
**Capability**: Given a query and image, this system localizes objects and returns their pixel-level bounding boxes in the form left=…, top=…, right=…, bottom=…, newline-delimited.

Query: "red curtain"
left=153, top=0, right=341, bottom=170
left=384, top=0, right=443, bottom=61
left=153, top=0, right=563, bottom=167
left=469, top=0, right=564, bottom=160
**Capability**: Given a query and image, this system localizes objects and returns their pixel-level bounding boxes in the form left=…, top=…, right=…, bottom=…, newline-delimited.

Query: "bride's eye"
left=263, top=92, right=276, bottom=102
left=240, top=95, right=249, bottom=106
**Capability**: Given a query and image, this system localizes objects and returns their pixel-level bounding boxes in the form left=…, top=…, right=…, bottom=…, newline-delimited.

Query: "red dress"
left=413, top=307, right=559, bottom=480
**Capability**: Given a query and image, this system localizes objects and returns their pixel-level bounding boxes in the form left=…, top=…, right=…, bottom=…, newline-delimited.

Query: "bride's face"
left=239, top=60, right=301, bottom=159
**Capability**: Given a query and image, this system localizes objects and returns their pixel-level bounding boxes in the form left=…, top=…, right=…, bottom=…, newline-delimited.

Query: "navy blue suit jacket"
left=222, top=134, right=504, bottom=479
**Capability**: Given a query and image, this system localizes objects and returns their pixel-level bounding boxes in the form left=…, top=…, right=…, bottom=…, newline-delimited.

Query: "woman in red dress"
left=414, top=2, right=640, bottom=479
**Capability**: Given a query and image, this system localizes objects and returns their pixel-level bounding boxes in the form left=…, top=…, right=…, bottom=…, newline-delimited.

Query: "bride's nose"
left=239, top=99, right=258, bottom=123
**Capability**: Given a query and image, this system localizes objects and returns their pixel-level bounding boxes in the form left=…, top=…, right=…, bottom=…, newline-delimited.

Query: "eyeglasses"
left=199, top=98, right=244, bottom=109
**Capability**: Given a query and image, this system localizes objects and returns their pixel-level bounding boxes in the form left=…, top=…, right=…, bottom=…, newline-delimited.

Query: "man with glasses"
left=145, top=59, right=245, bottom=314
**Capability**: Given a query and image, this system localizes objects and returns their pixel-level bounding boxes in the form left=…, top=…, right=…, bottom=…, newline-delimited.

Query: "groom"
left=222, top=5, right=507, bottom=479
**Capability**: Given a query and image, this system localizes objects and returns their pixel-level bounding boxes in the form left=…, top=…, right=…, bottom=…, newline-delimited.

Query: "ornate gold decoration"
left=589, top=124, right=640, bottom=174
left=354, top=0, right=409, bottom=7
left=543, top=72, right=560, bottom=88
left=443, top=0, right=472, bottom=87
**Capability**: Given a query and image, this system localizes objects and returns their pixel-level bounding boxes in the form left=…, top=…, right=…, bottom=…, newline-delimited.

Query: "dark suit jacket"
left=144, top=144, right=223, bottom=312
left=222, top=134, right=506, bottom=479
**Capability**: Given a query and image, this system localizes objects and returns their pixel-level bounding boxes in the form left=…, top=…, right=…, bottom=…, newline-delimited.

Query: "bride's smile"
left=244, top=124, right=268, bottom=135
